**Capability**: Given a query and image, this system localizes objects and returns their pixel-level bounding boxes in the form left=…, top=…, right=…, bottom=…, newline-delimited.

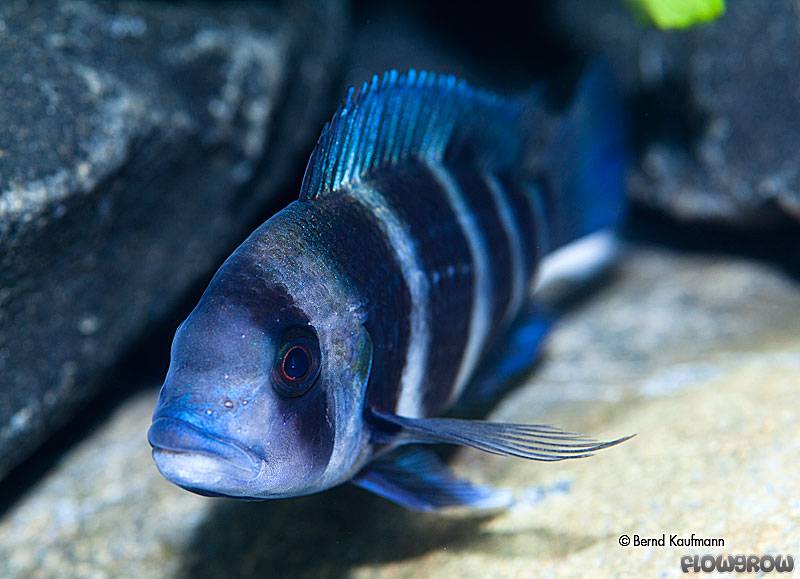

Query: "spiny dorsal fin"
left=299, top=69, right=525, bottom=200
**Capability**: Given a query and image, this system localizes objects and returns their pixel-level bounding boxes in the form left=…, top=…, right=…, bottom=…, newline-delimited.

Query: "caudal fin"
left=543, top=63, right=627, bottom=249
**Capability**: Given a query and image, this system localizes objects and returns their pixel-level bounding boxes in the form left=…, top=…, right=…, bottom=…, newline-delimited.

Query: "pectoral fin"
left=369, top=410, right=633, bottom=461
left=352, top=446, right=512, bottom=512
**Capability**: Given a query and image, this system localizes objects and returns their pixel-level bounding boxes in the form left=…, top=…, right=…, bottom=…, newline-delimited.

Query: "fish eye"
left=272, top=327, right=321, bottom=397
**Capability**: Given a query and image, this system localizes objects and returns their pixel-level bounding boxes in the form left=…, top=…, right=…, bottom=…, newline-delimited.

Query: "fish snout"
left=148, top=416, right=263, bottom=489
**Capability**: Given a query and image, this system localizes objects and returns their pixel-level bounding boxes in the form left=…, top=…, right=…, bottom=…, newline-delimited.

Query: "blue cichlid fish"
left=148, top=66, right=631, bottom=511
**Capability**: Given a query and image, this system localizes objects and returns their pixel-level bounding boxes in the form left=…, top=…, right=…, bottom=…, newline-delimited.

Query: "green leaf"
left=628, top=0, right=725, bottom=29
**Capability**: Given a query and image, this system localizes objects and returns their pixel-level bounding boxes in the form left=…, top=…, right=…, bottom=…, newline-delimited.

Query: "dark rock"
left=0, top=0, right=345, bottom=479
left=553, top=0, right=800, bottom=225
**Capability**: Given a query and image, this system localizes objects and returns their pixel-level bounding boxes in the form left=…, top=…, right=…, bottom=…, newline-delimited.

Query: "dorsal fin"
left=299, top=69, right=526, bottom=200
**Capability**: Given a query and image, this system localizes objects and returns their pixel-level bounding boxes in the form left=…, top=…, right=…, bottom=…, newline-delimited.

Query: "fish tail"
left=537, top=62, right=628, bottom=251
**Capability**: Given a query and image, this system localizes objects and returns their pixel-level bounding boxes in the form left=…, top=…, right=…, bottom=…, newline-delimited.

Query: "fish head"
left=148, top=211, right=373, bottom=499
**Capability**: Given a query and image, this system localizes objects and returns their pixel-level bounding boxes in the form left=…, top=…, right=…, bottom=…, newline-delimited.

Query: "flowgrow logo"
left=617, top=533, right=794, bottom=573
left=680, top=554, right=794, bottom=574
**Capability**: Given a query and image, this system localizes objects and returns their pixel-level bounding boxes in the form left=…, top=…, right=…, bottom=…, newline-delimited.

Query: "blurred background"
left=1, top=0, right=799, bottom=577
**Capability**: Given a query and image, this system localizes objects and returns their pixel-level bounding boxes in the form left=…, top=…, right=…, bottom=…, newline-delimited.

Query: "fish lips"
left=148, top=416, right=265, bottom=495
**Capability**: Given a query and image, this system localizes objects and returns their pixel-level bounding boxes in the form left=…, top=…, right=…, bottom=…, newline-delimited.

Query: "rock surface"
left=0, top=0, right=344, bottom=479
left=1, top=244, right=798, bottom=578
left=554, top=0, right=800, bottom=225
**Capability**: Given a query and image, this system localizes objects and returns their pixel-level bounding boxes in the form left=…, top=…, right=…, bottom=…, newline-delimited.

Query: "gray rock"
left=554, top=0, right=800, bottom=225
left=1, top=245, right=798, bottom=577
left=0, top=0, right=345, bottom=479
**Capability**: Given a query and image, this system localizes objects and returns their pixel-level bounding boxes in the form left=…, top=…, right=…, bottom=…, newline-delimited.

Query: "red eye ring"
left=279, top=345, right=311, bottom=382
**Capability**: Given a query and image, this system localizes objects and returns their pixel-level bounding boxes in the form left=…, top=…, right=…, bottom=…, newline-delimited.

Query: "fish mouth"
left=148, top=416, right=264, bottom=494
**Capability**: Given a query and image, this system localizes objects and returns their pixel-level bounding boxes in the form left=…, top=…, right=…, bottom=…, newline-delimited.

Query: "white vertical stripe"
left=484, top=173, right=526, bottom=325
left=427, top=162, right=493, bottom=404
left=351, top=184, right=431, bottom=418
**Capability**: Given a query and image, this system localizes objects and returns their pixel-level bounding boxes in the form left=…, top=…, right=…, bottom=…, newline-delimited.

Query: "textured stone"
left=0, top=0, right=345, bottom=479
left=554, top=0, right=800, bottom=225
left=2, top=244, right=798, bottom=577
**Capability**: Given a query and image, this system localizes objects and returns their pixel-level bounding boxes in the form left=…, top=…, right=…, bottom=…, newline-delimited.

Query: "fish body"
left=148, top=67, right=630, bottom=510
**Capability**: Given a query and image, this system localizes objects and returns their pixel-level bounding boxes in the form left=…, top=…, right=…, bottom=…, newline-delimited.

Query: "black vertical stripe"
left=525, top=177, right=557, bottom=255
left=365, top=160, right=474, bottom=416
left=496, top=176, right=542, bottom=293
left=446, top=162, right=513, bottom=342
left=294, top=197, right=413, bottom=413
